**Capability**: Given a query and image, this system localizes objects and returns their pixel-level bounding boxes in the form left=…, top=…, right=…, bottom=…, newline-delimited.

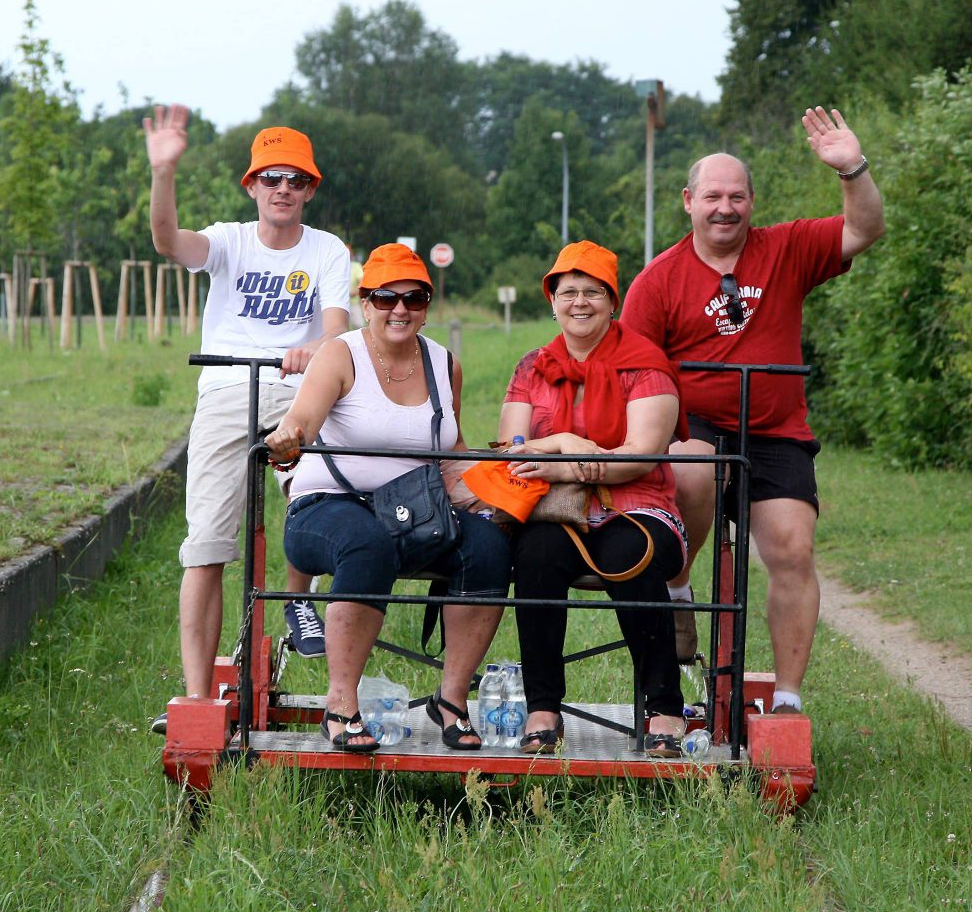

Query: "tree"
left=0, top=0, right=80, bottom=262
left=292, top=1, right=474, bottom=168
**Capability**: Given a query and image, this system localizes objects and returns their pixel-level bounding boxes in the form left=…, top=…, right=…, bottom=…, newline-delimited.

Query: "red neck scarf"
left=532, top=321, right=688, bottom=448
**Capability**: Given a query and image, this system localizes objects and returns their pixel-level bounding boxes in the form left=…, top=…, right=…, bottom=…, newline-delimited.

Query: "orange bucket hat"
left=241, top=126, right=322, bottom=187
left=542, top=240, right=619, bottom=302
left=360, top=243, right=433, bottom=294
left=461, top=460, right=550, bottom=524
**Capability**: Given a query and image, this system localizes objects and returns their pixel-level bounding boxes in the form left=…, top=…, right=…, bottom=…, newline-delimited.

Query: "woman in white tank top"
left=266, top=244, right=509, bottom=753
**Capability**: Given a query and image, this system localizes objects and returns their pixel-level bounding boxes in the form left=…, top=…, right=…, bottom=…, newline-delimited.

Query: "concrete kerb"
left=0, top=439, right=188, bottom=662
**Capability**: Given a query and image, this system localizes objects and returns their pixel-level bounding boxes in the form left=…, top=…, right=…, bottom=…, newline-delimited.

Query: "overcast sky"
left=1, top=1, right=733, bottom=131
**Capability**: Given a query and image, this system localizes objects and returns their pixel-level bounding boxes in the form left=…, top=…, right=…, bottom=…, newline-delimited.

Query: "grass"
left=2, top=316, right=972, bottom=909
left=0, top=323, right=199, bottom=561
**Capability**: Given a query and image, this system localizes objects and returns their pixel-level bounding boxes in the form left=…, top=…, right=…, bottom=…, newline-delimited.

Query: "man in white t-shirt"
left=144, top=105, right=350, bottom=732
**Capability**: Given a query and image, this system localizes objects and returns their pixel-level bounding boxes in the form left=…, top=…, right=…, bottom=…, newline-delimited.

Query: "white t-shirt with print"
left=191, top=221, right=350, bottom=394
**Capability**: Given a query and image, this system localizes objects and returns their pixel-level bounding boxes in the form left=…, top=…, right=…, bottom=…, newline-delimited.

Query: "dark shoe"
left=646, top=732, right=682, bottom=758
left=150, top=712, right=167, bottom=735
left=284, top=599, right=326, bottom=658
left=520, top=715, right=565, bottom=754
left=426, top=688, right=481, bottom=750
left=321, top=710, right=379, bottom=753
left=672, top=588, right=698, bottom=663
left=771, top=703, right=803, bottom=715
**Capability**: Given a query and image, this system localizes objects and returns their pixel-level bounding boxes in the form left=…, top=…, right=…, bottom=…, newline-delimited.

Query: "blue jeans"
left=284, top=493, right=511, bottom=612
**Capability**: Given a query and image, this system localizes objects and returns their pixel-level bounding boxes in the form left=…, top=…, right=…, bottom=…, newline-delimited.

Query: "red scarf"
left=532, top=322, right=688, bottom=448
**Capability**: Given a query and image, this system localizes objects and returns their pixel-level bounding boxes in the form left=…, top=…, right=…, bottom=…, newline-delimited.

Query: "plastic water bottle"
left=683, top=728, right=712, bottom=758
left=501, top=663, right=527, bottom=749
left=478, top=664, right=505, bottom=747
left=361, top=695, right=408, bottom=746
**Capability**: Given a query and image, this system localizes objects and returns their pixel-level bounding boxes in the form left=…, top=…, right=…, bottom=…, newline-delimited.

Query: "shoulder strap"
left=320, top=334, right=444, bottom=488
left=560, top=485, right=655, bottom=582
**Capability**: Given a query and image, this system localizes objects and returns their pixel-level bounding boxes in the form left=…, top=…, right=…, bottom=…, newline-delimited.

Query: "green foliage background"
left=3, top=0, right=972, bottom=466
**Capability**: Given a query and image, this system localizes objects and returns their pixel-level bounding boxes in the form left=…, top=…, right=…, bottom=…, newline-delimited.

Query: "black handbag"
left=321, top=336, right=461, bottom=575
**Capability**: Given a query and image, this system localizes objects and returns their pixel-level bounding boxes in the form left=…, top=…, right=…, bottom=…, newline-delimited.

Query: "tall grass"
left=2, top=318, right=971, bottom=910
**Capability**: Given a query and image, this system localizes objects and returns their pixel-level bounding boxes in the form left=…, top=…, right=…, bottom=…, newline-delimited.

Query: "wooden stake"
left=141, top=261, right=155, bottom=341
left=115, top=260, right=131, bottom=341
left=60, top=262, right=74, bottom=349
left=88, top=263, right=106, bottom=350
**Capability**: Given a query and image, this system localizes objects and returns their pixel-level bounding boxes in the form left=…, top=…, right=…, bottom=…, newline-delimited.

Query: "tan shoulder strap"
left=560, top=486, right=654, bottom=583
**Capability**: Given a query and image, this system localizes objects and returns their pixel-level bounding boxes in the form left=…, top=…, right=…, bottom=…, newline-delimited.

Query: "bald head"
left=687, top=153, right=754, bottom=197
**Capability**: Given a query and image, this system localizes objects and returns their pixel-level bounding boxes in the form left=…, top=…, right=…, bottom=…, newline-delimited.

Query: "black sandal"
left=646, top=732, right=682, bottom=758
left=321, top=710, right=379, bottom=753
left=426, top=688, right=481, bottom=750
left=520, top=715, right=565, bottom=754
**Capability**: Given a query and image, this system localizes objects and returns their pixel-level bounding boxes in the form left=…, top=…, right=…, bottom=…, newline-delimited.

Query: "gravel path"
left=817, top=573, right=972, bottom=731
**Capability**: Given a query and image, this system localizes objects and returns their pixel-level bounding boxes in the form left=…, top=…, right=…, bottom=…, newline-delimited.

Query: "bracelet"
left=270, top=456, right=300, bottom=472
left=837, top=155, right=869, bottom=181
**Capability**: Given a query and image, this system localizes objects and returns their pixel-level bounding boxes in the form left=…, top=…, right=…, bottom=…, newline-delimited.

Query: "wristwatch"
left=837, top=156, right=869, bottom=181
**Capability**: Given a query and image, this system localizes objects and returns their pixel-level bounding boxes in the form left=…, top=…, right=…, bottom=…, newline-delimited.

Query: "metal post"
left=551, top=131, right=570, bottom=245
left=645, top=103, right=656, bottom=264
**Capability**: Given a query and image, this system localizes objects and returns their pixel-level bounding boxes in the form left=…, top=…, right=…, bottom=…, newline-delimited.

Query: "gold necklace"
left=368, top=330, right=419, bottom=384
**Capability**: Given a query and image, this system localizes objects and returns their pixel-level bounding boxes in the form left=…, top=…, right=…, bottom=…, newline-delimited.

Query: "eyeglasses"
left=255, top=170, right=313, bottom=191
left=554, top=286, right=609, bottom=303
left=367, top=288, right=432, bottom=311
left=720, top=273, right=745, bottom=325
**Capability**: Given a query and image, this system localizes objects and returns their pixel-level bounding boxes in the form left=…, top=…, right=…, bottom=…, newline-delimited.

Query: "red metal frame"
left=163, top=356, right=816, bottom=809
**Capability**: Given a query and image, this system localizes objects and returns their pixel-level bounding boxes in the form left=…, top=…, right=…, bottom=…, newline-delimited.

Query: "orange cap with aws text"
left=461, top=460, right=550, bottom=524
left=241, top=126, right=322, bottom=187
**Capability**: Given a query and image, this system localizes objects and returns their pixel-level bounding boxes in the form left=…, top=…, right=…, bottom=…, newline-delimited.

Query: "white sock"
left=667, top=583, right=692, bottom=602
left=772, top=690, right=802, bottom=712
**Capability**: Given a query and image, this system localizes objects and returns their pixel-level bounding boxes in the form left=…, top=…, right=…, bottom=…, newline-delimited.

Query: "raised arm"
left=802, top=106, right=885, bottom=261
left=143, top=104, right=210, bottom=269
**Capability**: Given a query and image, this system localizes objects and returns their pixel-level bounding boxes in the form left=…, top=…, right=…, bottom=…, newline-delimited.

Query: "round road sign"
left=430, top=243, right=455, bottom=268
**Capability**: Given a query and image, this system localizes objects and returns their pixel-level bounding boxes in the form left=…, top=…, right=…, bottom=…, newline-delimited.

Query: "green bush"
left=809, top=70, right=972, bottom=467
left=132, top=372, right=171, bottom=407
left=470, top=253, right=553, bottom=320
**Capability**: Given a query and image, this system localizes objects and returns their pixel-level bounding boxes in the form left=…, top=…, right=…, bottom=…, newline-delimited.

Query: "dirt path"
left=817, top=573, right=972, bottom=731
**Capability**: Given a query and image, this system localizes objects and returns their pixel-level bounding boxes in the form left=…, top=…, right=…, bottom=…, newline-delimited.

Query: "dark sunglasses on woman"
left=367, top=288, right=432, bottom=311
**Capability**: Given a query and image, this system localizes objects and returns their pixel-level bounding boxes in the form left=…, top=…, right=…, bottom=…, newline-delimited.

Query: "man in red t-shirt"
left=621, top=107, right=885, bottom=715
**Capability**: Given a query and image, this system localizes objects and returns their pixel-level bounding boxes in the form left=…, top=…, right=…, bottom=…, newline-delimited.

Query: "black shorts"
left=687, top=415, right=821, bottom=515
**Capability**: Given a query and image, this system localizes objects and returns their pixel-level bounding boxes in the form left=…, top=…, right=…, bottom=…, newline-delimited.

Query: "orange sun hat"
left=461, top=460, right=550, bottom=523
left=241, top=126, right=322, bottom=187
left=359, top=243, right=433, bottom=294
left=542, top=240, right=619, bottom=301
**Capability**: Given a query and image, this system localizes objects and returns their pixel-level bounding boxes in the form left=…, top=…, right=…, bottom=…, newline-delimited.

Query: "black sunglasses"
left=255, top=170, right=313, bottom=190
left=720, top=273, right=746, bottom=325
left=367, top=288, right=432, bottom=311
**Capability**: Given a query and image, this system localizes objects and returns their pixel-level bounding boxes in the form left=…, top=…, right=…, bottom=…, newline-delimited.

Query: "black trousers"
left=513, top=514, right=684, bottom=718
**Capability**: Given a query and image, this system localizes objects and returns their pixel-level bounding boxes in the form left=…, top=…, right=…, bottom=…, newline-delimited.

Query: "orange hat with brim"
left=461, top=460, right=550, bottom=524
left=542, top=240, right=619, bottom=301
left=241, top=126, right=322, bottom=187
left=360, top=243, right=433, bottom=294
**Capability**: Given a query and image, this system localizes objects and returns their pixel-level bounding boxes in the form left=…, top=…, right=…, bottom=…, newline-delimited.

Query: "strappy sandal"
left=321, top=709, right=379, bottom=753
left=520, top=715, right=565, bottom=754
left=426, top=688, right=481, bottom=750
left=646, top=732, right=682, bottom=758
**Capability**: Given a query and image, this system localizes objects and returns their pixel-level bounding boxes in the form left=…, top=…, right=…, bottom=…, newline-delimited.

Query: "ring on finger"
left=531, top=461, right=540, bottom=470
left=577, top=461, right=587, bottom=468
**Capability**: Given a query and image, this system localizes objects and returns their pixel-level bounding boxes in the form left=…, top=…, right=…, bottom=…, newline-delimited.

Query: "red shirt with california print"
left=620, top=217, right=848, bottom=441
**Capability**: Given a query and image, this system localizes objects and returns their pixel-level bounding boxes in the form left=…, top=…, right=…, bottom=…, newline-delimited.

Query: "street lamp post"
left=551, top=131, right=570, bottom=245
left=634, top=80, right=666, bottom=264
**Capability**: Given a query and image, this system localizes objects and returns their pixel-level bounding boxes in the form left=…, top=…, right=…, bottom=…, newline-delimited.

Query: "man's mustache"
left=708, top=214, right=742, bottom=224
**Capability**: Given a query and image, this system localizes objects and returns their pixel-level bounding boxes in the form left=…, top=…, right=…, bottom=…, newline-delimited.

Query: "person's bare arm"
left=279, top=306, right=350, bottom=377
left=802, top=106, right=885, bottom=261
left=144, top=104, right=210, bottom=269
